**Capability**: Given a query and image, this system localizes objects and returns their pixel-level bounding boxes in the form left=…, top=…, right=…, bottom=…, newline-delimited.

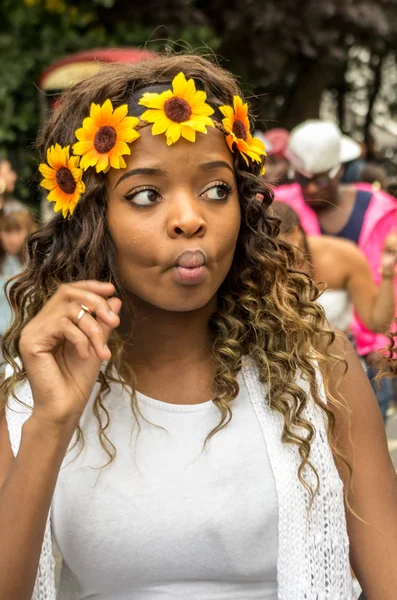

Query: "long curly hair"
left=1, top=54, right=352, bottom=507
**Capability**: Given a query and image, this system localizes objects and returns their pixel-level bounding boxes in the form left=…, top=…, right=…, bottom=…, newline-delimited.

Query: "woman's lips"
left=175, top=265, right=205, bottom=285
left=173, top=250, right=207, bottom=285
left=176, top=249, right=206, bottom=268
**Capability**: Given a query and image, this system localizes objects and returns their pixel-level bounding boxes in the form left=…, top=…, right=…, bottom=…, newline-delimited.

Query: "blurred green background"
left=1, top=0, right=397, bottom=206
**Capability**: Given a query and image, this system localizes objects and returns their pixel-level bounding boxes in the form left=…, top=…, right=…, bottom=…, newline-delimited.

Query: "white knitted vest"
left=5, top=361, right=357, bottom=600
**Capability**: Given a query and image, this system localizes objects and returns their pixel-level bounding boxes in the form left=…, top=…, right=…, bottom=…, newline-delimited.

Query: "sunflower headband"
left=39, top=72, right=266, bottom=218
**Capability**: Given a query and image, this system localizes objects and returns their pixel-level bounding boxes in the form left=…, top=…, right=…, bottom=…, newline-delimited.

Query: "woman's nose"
left=167, top=194, right=207, bottom=238
left=305, top=180, right=320, bottom=195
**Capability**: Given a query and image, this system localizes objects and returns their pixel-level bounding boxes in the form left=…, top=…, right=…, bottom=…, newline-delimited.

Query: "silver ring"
left=77, top=304, right=92, bottom=321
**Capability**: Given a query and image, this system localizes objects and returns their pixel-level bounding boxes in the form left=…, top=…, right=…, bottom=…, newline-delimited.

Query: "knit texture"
left=5, top=361, right=357, bottom=600
left=242, top=362, right=357, bottom=600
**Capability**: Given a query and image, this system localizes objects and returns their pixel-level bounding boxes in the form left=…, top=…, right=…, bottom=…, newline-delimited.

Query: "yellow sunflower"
left=219, top=96, right=266, bottom=165
left=139, top=72, right=215, bottom=145
left=39, top=144, right=85, bottom=218
left=73, top=100, right=140, bottom=173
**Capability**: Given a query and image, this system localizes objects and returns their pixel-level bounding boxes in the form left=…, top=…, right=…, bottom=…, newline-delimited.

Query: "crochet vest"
left=5, top=361, right=357, bottom=600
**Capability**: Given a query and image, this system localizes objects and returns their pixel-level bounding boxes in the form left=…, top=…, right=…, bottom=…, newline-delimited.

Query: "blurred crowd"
left=259, top=120, right=397, bottom=424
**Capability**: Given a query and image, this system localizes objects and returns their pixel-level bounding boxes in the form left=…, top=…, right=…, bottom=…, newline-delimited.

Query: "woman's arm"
left=344, top=241, right=396, bottom=333
left=0, top=280, right=121, bottom=599
left=326, top=334, right=397, bottom=599
left=0, top=411, right=75, bottom=599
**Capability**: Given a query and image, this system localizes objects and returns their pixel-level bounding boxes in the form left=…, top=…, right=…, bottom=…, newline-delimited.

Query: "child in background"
left=0, top=159, right=17, bottom=209
left=0, top=203, right=36, bottom=338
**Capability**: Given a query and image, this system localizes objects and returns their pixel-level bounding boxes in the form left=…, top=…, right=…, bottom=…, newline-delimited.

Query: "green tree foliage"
left=0, top=0, right=216, bottom=205
left=198, top=0, right=397, bottom=129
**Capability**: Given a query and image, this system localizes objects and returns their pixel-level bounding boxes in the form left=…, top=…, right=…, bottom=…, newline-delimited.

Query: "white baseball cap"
left=285, top=120, right=362, bottom=178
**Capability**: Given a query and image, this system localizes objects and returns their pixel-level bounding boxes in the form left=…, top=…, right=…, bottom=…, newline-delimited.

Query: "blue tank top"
left=320, top=190, right=372, bottom=244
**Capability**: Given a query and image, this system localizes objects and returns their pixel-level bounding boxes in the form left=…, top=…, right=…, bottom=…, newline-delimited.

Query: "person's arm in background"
left=345, top=231, right=397, bottom=333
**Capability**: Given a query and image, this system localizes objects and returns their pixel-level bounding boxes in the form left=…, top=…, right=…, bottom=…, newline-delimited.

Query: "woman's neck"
left=122, top=296, right=216, bottom=369
left=119, top=296, right=217, bottom=403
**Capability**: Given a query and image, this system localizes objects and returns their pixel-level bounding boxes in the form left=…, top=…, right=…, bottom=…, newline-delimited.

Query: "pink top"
left=274, top=183, right=397, bottom=355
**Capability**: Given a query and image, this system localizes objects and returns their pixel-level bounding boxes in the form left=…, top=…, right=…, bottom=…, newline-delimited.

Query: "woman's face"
left=106, top=127, right=241, bottom=312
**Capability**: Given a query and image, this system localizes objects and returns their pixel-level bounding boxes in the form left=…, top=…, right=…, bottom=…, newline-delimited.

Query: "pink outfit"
left=275, top=183, right=397, bottom=355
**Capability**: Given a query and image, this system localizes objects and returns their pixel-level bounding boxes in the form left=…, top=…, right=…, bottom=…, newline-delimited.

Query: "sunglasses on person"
left=295, top=164, right=341, bottom=189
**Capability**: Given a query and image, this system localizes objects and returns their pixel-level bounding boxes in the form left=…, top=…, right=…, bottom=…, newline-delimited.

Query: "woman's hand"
left=19, top=280, right=121, bottom=428
left=381, top=229, right=397, bottom=277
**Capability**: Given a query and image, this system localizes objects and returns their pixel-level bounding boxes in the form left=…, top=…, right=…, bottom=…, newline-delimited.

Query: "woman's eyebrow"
left=199, top=160, right=234, bottom=174
left=115, top=160, right=234, bottom=189
left=115, top=167, right=165, bottom=188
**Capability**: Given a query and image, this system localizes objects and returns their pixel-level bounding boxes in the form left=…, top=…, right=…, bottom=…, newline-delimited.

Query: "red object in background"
left=39, top=48, right=154, bottom=93
left=37, top=48, right=155, bottom=219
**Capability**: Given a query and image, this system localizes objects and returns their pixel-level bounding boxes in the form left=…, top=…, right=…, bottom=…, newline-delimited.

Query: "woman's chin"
left=152, top=294, right=216, bottom=314
left=128, top=286, right=217, bottom=314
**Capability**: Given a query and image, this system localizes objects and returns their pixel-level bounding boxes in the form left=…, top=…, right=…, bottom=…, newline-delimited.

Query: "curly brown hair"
left=1, top=53, right=351, bottom=506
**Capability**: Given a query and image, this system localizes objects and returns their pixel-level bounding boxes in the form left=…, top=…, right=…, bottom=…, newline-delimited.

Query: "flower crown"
left=39, top=72, right=266, bottom=218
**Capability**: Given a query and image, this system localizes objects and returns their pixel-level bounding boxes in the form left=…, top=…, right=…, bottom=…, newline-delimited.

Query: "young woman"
left=0, top=55, right=396, bottom=600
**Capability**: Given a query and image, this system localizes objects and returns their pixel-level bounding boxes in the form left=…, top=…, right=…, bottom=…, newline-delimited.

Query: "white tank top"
left=317, top=289, right=353, bottom=331
left=52, top=374, right=279, bottom=600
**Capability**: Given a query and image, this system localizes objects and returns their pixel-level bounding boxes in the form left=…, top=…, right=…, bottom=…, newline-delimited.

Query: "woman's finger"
left=59, top=318, right=92, bottom=360
left=56, top=285, right=120, bottom=329
left=69, top=297, right=122, bottom=344
left=69, top=280, right=116, bottom=295
left=72, top=309, right=112, bottom=361
left=75, top=299, right=122, bottom=356
left=98, top=297, right=122, bottom=341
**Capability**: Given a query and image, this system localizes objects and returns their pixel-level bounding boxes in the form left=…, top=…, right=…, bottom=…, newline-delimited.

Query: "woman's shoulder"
left=310, top=235, right=367, bottom=277
left=310, top=234, right=362, bottom=256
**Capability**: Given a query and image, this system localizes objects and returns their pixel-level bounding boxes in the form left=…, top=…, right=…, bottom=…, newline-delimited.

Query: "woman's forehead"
left=107, top=126, right=234, bottom=183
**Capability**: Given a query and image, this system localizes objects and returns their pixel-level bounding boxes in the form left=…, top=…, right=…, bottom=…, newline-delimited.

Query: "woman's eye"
left=202, top=184, right=231, bottom=201
left=126, top=189, right=160, bottom=206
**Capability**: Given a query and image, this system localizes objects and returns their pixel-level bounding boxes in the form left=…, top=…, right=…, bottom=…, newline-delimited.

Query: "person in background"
left=275, top=120, right=397, bottom=419
left=272, top=201, right=397, bottom=423
left=340, top=157, right=366, bottom=185
left=0, top=203, right=37, bottom=339
left=340, top=150, right=390, bottom=193
left=260, top=128, right=291, bottom=186
left=0, top=159, right=17, bottom=209
left=358, top=163, right=389, bottom=192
